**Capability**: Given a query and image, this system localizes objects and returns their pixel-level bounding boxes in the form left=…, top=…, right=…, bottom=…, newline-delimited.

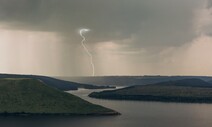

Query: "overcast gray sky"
left=0, top=0, right=212, bottom=76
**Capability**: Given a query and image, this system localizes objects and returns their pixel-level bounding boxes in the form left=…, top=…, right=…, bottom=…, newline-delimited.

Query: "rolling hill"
left=89, top=78, right=212, bottom=103
left=0, top=78, right=119, bottom=116
left=208, top=80, right=212, bottom=84
left=0, top=74, right=114, bottom=91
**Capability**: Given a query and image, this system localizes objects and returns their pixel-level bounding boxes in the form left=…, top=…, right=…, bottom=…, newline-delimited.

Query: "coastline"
left=0, top=111, right=121, bottom=117
left=89, top=93, right=212, bottom=104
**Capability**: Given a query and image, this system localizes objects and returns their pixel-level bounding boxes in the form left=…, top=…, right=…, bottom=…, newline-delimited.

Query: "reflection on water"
left=1, top=88, right=212, bottom=127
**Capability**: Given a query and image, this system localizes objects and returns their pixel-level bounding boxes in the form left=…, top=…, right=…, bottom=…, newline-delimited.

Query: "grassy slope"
left=89, top=79, right=212, bottom=103
left=0, top=74, right=115, bottom=91
left=0, top=78, right=117, bottom=115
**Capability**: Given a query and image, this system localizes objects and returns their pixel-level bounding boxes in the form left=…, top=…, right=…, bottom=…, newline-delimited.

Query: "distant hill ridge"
left=0, top=74, right=114, bottom=91
left=60, top=76, right=212, bottom=86
left=89, top=78, right=212, bottom=103
left=151, top=78, right=212, bottom=88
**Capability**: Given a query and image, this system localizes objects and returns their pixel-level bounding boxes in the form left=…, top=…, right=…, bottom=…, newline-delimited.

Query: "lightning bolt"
left=79, top=28, right=95, bottom=76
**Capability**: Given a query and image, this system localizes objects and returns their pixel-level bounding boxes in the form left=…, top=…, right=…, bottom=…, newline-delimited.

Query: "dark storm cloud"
left=0, top=0, right=203, bottom=47
left=207, top=0, right=212, bottom=8
left=0, top=0, right=146, bottom=41
left=1, top=0, right=212, bottom=76
left=202, top=0, right=212, bottom=37
left=0, top=0, right=43, bottom=24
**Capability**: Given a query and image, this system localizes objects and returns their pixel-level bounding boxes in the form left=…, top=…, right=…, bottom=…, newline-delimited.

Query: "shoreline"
left=89, top=93, right=212, bottom=104
left=0, top=111, right=121, bottom=117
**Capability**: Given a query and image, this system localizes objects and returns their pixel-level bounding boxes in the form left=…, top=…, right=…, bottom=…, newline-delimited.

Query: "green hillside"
left=0, top=78, right=119, bottom=115
left=89, top=79, right=212, bottom=103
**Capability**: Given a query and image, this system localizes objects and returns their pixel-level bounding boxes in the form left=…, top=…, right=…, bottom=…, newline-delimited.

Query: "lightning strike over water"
left=79, top=28, right=95, bottom=76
